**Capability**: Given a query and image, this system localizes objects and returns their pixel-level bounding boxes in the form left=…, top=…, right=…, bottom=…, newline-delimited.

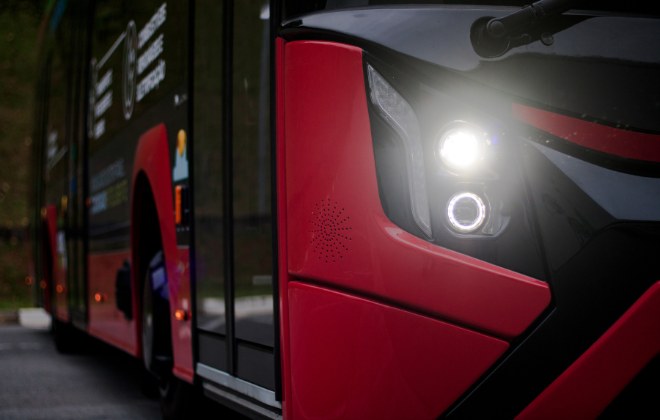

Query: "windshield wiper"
left=472, top=0, right=581, bottom=57
left=486, top=0, right=578, bottom=38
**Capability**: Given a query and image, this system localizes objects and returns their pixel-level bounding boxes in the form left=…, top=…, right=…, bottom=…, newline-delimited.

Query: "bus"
left=31, top=0, right=659, bottom=418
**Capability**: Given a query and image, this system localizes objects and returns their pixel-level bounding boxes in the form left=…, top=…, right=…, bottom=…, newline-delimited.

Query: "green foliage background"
left=0, top=0, right=43, bottom=309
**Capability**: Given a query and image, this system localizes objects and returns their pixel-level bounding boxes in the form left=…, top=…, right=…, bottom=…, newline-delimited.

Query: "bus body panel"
left=130, top=123, right=193, bottom=382
left=88, top=249, right=137, bottom=354
left=288, top=282, right=508, bottom=420
left=31, top=1, right=660, bottom=417
left=282, top=40, right=550, bottom=339
left=518, top=281, right=660, bottom=419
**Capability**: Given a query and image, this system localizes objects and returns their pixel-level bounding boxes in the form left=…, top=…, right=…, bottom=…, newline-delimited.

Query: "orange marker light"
left=174, top=309, right=187, bottom=321
left=56, top=284, right=64, bottom=294
left=39, top=280, right=47, bottom=289
left=175, top=185, right=183, bottom=225
left=25, top=276, right=33, bottom=286
left=94, top=292, right=104, bottom=303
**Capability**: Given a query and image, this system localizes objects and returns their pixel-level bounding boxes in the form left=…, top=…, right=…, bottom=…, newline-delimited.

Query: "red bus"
left=32, top=0, right=659, bottom=418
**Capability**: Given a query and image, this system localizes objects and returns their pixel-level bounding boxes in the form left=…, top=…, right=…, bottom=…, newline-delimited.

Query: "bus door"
left=193, top=0, right=279, bottom=411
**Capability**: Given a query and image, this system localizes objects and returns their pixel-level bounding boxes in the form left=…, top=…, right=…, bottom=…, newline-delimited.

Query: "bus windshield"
left=284, top=1, right=660, bottom=20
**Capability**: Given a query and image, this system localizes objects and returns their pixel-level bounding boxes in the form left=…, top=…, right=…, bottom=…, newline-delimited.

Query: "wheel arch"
left=130, top=124, right=178, bottom=368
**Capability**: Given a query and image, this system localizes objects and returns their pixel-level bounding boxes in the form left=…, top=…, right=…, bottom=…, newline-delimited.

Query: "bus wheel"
left=142, top=250, right=193, bottom=419
left=142, top=251, right=171, bottom=375
left=159, top=375, right=195, bottom=420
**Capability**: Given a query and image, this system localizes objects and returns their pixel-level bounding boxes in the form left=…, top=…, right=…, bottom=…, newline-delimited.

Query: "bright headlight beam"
left=438, top=124, right=485, bottom=172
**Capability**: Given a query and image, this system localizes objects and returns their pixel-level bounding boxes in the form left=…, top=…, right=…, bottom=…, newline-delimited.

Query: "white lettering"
left=90, top=191, right=108, bottom=215
left=136, top=59, right=166, bottom=102
left=138, top=3, right=167, bottom=49
left=137, top=33, right=164, bottom=75
left=95, top=69, right=112, bottom=97
left=47, top=131, right=58, bottom=160
left=90, top=159, right=125, bottom=193
left=94, top=90, right=112, bottom=118
left=94, top=118, right=106, bottom=139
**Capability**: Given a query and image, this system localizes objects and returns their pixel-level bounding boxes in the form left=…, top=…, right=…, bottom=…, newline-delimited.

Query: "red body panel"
left=43, top=204, right=67, bottom=319
left=171, top=246, right=193, bottom=382
left=513, top=103, right=660, bottom=162
left=518, top=281, right=660, bottom=419
left=131, top=124, right=193, bottom=382
left=275, top=36, right=294, bottom=418
left=88, top=250, right=137, bottom=355
left=288, top=282, right=509, bottom=419
left=283, top=41, right=550, bottom=339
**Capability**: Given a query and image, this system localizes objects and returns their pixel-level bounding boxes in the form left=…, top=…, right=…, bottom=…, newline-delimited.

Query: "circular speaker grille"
left=311, top=199, right=352, bottom=263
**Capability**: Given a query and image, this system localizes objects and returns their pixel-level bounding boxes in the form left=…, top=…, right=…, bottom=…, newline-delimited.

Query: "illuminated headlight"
left=447, top=192, right=487, bottom=233
left=437, top=123, right=487, bottom=172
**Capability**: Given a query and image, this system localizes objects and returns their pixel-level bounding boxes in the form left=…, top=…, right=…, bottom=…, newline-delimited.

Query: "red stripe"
left=517, top=281, right=660, bottom=419
left=513, top=103, right=660, bottom=163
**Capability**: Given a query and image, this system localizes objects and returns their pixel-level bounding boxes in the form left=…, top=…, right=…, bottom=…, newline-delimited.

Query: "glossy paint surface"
left=275, top=36, right=293, bottom=416
left=513, top=103, right=660, bottom=163
left=518, top=281, right=660, bottom=419
left=283, top=41, right=550, bottom=339
left=88, top=250, right=136, bottom=355
left=288, top=282, right=508, bottom=420
left=171, top=246, right=193, bottom=382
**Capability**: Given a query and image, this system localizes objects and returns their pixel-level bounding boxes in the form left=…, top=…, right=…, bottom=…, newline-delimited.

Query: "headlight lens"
left=447, top=192, right=488, bottom=233
left=437, top=123, right=487, bottom=172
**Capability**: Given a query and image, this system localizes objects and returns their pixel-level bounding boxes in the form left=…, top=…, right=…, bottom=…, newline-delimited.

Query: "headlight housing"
left=366, top=59, right=545, bottom=280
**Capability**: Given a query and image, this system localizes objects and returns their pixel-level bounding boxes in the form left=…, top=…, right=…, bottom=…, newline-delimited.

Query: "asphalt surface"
left=0, top=324, right=161, bottom=419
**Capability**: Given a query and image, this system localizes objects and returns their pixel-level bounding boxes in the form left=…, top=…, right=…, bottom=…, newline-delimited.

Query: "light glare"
left=438, top=125, right=485, bottom=171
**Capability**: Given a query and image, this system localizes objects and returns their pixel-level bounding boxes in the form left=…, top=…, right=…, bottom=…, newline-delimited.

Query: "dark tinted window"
left=193, top=0, right=226, bottom=335
left=232, top=0, right=274, bottom=348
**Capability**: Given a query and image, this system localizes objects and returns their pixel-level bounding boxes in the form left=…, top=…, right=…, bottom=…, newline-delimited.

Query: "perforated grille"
left=311, top=199, right=352, bottom=263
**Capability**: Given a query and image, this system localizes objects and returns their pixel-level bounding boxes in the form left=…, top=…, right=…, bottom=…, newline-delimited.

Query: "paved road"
left=0, top=324, right=161, bottom=419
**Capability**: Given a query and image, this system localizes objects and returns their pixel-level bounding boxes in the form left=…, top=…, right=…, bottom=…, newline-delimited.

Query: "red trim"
left=131, top=124, right=193, bottom=382
left=43, top=204, right=68, bottom=321
left=41, top=204, right=57, bottom=315
left=517, top=281, right=660, bottom=419
left=171, top=246, right=194, bottom=382
left=284, top=41, right=550, bottom=339
left=288, top=282, right=509, bottom=419
left=275, top=37, right=293, bottom=418
left=87, top=250, right=136, bottom=355
left=513, top=103, right=660, bottom=162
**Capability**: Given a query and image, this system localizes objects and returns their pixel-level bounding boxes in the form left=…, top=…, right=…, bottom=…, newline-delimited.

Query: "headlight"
left=437, top=122, right=487, bottom=172
left=447, top=192, right=488, bottom=233
left=366, top=59, right=546, bottom=280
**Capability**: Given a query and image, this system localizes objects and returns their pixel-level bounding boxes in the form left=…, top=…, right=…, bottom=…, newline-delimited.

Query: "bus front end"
left=276, top=2, right=660, bottom=418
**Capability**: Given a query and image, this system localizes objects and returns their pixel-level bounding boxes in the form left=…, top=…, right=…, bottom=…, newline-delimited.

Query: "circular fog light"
left=447, top=192, right=487, bottom=233
left=437, top=123, right=486, bottom=172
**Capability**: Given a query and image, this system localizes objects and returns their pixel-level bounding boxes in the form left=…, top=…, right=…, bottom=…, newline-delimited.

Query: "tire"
left=142, top=251, right=171, bottom=376
left=159, top=375, right=196, bottom=420
left=142, top=250, right=194, bottom=419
